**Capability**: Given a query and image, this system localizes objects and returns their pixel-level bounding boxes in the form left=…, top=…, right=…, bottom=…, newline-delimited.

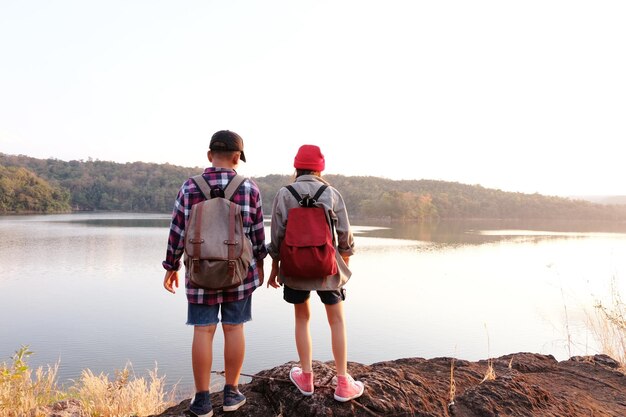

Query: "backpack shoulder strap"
left=191, top=175, right=212, bottom=200
left=285, top=184, right=328, bottom=207
left=312, top=185, right=328, bottom=202
left=191, top=174, right=246, bottom=201
left=223, top=174, right=247, bottom=201
left=285, top=184, right=328, bottom=205
left=285, top=185, right=303, bottom=203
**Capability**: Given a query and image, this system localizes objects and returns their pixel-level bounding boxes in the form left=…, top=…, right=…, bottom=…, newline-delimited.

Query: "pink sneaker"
left=334, top=374, right=364, bottom=402
left=289, top=367, right=314, bottom=396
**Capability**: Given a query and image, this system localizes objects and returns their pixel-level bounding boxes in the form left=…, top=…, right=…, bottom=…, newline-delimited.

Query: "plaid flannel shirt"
left=162, top=167, right=267, bottom=305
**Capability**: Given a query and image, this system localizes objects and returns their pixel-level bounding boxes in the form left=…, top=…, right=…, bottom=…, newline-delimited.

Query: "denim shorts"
left=283, top=285, right=346, bottom=305
left=187, top=296, right=252, bottom=326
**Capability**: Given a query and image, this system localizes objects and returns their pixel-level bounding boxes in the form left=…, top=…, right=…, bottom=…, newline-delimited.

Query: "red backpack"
left=279, top=184, right=338, bottom=279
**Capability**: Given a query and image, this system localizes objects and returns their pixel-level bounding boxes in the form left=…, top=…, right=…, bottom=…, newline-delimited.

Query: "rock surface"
left=153, top=353, right=626, bottom=417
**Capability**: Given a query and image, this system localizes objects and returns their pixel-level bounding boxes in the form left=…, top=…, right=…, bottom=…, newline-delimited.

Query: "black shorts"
left=283, top=285, right=346, bottom=305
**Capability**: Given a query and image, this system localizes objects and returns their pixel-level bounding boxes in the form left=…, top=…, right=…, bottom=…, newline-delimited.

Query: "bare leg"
left=294, top=301, right=313, bottom=373
left=192, top=325, right=217, bottom=392
left=325, top=301, right=347, bottom=376
left=222, top=323, right=245, bottom=386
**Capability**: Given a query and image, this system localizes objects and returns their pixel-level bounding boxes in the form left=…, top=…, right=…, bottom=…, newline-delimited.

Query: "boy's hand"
left=163, top=270, right=179, bottom=294
left=257, top=262, right=265, bottom=286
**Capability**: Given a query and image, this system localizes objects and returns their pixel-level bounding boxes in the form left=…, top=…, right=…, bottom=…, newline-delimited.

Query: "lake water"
left=1, top=213, right=625, bottom=398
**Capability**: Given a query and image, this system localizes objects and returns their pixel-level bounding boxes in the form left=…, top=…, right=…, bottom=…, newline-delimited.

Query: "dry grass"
left=481, top=359, right=496, bottom=383
left=480, top=325, right=496, bottom=383
left=588, top=277, right=626, bottom=371
left=72, top=362, right=175, bottom=417
left=448, top=357, right=456, bottom=405
left=0, top=347, right=175, bottom=417
left=0, top=346, right=62, bottom=417
left=560, top=286, right=573, bottom=358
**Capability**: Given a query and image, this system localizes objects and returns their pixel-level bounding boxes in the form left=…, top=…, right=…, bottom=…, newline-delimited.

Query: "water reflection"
left=55, top=218, right=171, bottom=228
left=355, top=218, right=626, bottom=245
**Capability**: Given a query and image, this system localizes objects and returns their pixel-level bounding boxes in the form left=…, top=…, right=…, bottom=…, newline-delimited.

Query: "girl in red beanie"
left=267, top=144, right=365, bottom=402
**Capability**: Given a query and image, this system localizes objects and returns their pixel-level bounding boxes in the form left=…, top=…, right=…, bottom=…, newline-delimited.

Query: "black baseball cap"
left=209, top=130, right=246, bottom=162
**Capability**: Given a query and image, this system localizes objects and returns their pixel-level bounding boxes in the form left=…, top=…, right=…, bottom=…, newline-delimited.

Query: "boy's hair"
left=212, top=149, right=243, bottom=161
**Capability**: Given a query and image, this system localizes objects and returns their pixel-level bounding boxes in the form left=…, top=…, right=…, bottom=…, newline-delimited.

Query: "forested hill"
left=2, top=152, right=626, bottom=221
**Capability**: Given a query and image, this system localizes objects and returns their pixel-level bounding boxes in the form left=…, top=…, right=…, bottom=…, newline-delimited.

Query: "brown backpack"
left=184, top=174, right=252, bottom=290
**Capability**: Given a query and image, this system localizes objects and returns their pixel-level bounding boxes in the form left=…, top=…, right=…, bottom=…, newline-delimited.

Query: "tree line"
left=2, top=152, right=626, bottom=221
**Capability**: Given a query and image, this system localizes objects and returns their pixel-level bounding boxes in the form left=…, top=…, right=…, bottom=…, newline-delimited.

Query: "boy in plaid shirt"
left=162, top=130, right=267, bottom=416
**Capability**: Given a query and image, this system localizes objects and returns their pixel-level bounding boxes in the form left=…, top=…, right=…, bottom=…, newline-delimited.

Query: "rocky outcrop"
left=154, top=353, right=625, bottom=417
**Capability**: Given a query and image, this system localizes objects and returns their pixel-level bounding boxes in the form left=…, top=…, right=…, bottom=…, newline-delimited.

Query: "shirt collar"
left=204, top=167, right=237, bottom=174
left=294, top=175, right=329, bottom=185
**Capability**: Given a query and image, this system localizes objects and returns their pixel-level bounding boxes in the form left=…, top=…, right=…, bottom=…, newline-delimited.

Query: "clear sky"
left=1, top=1, right=624, bottom=197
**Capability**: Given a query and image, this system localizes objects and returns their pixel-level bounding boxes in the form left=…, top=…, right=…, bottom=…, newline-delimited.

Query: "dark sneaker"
left=189, top=391, right=213, bottom=417
left=223, top=384, right=246, bottom=412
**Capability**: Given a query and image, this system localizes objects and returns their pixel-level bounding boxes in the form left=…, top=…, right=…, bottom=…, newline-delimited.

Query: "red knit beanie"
left=293, top=145, right=325, bottom=171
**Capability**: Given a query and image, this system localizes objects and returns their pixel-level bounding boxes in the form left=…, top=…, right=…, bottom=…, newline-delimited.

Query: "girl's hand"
left=267, top=274, right=280, bottom=289
left=267, top=259, right=281, bottom=289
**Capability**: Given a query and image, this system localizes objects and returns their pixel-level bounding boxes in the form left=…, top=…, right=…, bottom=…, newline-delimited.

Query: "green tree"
left=2, top=152, right=626, bottom=221
left=0, top=165, right=71, bottom=213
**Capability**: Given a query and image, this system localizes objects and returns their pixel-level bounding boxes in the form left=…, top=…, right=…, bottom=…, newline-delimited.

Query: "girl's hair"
left=295, top=169, right=321, bottom=178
